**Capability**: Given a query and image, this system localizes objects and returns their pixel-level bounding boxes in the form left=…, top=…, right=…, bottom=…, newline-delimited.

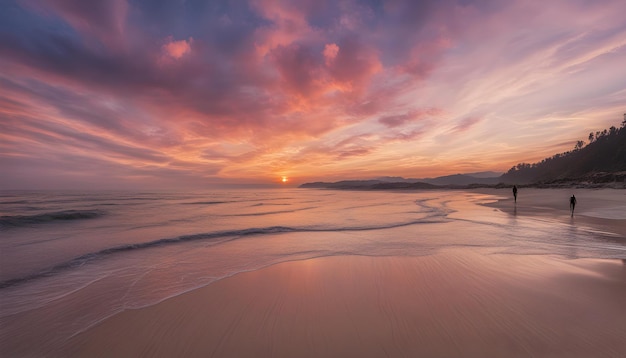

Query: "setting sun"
left=281, top=176, right=288, bottom=183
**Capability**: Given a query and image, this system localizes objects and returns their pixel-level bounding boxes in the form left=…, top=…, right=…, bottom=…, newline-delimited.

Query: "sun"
left=281, top=176, right=288, bottom=183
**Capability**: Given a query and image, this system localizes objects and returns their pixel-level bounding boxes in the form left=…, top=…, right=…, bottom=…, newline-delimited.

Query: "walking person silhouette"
left=512, top=185, right=518, bottom=203
left=570, top=195, right=577, bottom=217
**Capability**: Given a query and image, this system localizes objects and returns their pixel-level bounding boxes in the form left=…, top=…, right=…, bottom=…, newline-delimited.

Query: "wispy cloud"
left=1, top=0, right=625, bottom=188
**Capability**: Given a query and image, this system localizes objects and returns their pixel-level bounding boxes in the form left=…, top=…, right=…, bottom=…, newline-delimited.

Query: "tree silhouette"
left=501, top=116, right=626, bottom=184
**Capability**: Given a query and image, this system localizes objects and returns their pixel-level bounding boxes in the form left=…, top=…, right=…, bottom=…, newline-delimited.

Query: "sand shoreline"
left=477, top=188, right=626, bottom=237
left=4, top=189, right=625, bottom=357
left=60, top=250, right=626, bottom=358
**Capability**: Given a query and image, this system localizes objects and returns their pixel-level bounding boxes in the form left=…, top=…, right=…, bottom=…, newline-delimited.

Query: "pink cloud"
left=2, top=0, right=625, bottom=188
left=379, top=108, right=443, bottom=128
left=161, top=37, right=193, bottom=60
left=270, top=43, right=323, bottom=97
left=323, top=43, right=339, bottom=65
left=250, top=0, right=314, bottom=56
left=327, top=37, right=382, bottom=91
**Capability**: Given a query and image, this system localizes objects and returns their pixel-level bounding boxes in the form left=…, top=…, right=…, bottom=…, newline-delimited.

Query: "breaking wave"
left=0, top=218, right=445, bottom=289
left=0, top=210, right=105, bottom=228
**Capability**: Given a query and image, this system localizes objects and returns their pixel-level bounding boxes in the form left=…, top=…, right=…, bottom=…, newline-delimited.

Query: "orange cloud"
left=251, top=0, right=312, bottom=57
left=3, top=0, right=625, bottom=189
left=323, top=43, right=339, bottom=65
left=162, top=37, right=193, bottom=60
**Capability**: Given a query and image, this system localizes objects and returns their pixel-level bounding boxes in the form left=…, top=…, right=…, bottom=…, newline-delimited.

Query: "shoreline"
left=299, top=177, right=626, bottom=191
left=3, top=189, right=625, bottom=357
left=61, top=250, right=626, bottom=357
left=477, top=188, right=626, bottom=238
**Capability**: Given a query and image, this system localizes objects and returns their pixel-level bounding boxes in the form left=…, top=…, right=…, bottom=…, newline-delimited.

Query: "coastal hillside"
left=501, top=117, right=626, bottom=184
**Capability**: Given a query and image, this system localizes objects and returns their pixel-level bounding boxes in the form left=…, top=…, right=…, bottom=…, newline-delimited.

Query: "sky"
left=1, top=0, right=625, bottom=189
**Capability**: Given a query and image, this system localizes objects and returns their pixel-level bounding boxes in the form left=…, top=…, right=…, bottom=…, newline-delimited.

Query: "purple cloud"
left=1, top=0, right=625, bottom=188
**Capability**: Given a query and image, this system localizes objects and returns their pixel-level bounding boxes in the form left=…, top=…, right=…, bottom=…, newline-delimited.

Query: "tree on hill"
left=501, top=116, right=626, bottom=184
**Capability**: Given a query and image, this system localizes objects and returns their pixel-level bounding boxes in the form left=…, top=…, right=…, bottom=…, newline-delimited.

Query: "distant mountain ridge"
left=420, top=173, right=501, bottom=186
left=374, top=171, right=502, bottom=185
left=299, top=181, right=441, bottom=190
left=299, top=172, right=502, bottom=189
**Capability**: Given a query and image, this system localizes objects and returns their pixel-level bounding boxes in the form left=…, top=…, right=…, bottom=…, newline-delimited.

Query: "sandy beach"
left=3, top=189, right=625, bottom=357
left=4, top=1, right=626, bottom=356
left=480, top=188, right=626, bottom=237
left=62, top=250, right=626, bottom=357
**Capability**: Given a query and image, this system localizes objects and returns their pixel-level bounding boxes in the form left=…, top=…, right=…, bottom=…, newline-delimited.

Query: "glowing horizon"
left=1, top=0, right=625, bottom=189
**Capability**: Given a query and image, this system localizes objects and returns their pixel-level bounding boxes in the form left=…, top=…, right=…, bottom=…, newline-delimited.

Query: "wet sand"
left=63, top=250, right=626, bottom=357
left=481, top=188, right=626, bottom=237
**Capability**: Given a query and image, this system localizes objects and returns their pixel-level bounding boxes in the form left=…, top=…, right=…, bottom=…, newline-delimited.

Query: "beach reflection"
left=1, top=189, right=624, bottom=357
left=64, top=252, right=626, bottom=357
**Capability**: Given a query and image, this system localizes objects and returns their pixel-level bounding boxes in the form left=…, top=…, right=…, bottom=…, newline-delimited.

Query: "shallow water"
left=0, top=189, right=624, bottom=351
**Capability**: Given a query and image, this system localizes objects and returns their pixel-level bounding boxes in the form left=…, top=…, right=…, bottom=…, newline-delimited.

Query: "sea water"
left=0, top=189, right=624, bottom=349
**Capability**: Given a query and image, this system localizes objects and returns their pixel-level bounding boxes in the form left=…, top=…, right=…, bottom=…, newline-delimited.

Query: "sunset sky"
left=1, top=0, right=625, bottom=189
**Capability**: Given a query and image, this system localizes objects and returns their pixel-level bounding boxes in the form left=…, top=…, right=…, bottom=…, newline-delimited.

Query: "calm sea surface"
left=1, top=189, right=624, bottom=348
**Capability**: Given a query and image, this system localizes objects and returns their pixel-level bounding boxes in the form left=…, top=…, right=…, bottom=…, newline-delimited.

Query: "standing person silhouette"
left=570, top=195, right=577, bottom=217
left=512, top=185, right=518, bottom=203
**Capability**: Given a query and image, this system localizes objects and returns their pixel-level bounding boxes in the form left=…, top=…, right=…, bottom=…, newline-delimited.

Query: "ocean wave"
left=250, top=203, right=291, bottom=207
left=183, top=201, right=229, bottom=205
left=0, top=210, right=105, bottom=228
left=0, top=226, right=296, bottom=289
left=222, top=206, right=318, bottom=217
left=0, top=219, right=446, bottom=289
left=0, top=200, right=31, bottom=204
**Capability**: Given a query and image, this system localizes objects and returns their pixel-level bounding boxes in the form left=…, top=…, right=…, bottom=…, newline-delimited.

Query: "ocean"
left=1, top=188, right=624, bottom=351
